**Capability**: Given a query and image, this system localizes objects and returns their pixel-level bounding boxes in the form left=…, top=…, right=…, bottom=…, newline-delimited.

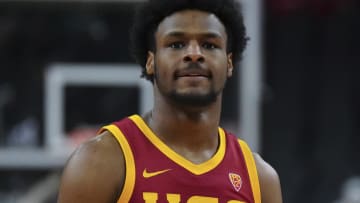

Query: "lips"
left=177, top=71, right=209, bottom=78
left=175, top=66, right=211, bottom=79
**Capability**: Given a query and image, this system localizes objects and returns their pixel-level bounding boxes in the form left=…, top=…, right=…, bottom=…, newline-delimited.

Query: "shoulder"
left=253, top=153, right=283, bottom=203
left=58, top=131, right=125, bottom=203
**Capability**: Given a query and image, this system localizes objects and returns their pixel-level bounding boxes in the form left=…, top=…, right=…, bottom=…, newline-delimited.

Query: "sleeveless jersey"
left=100, top=115, right=261, bottom=203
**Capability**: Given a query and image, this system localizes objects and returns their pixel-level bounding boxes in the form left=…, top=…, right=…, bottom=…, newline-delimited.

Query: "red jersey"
left=100, top=115, right=261, bottom=203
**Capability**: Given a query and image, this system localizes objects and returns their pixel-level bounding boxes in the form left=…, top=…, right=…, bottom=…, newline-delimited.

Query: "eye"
left=202, top=42, right=217, bottom=50
left=169, top=42, right=185, bottom=49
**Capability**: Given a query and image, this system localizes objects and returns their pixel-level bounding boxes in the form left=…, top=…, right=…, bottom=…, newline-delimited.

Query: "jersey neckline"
left=129, top=114, right=226, bottom=175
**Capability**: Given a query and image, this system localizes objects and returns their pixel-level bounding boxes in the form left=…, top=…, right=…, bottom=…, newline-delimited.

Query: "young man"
left=58, top=0, right=283, bottom=202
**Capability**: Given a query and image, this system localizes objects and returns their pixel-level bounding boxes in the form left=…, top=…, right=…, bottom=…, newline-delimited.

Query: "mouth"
left=180, top=73, right=207, bottom=78
left=175, top=69, right=211, bottom=79
left=176, top=74, right=210, bottom=81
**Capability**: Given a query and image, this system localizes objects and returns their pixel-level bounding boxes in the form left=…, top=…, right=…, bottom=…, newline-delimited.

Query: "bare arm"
left=254, top=153, right=283, bottom=203
left=58, top=131, right=125, bottom=203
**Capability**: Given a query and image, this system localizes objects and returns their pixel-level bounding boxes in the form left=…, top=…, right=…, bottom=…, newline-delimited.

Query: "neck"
left=144, top=89, right=222, bottom=159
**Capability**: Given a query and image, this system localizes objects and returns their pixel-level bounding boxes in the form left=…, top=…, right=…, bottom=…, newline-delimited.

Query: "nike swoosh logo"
left=143, top=168, right=172, bottom=178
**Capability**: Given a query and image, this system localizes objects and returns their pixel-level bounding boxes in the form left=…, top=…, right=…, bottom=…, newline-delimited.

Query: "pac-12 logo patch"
left=229, top=173, right=242, bottom=192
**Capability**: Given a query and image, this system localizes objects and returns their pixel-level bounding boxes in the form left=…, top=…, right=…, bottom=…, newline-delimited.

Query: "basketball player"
left=58, top=0, right=283, bottom=202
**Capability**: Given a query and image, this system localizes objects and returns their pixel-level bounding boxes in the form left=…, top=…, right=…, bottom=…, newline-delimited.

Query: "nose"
left=183, top=41, right=204, bottom=63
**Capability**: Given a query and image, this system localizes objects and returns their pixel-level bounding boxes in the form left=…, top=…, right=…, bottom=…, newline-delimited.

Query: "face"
left=146, top=9, right=234, bottom=106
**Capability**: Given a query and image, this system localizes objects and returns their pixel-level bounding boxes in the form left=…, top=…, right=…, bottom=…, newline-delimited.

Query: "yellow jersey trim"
left=129, top=114, right=226, bottom=175
left=238, top=140, right=261, bottom=203
left=101, top=125, right=136, bottom=203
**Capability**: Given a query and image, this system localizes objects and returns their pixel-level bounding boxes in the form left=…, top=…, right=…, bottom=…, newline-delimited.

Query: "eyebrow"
left=164, top=31, right=224, bottom=39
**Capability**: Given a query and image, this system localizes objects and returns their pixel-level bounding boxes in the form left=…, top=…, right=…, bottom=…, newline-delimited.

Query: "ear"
left=146, top=51, right=155, bottom=75
left=227, top=53, right=234, bottom=77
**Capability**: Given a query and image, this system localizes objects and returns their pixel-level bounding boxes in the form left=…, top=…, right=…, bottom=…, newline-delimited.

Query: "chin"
left=169, top=91, right=218, bottom=107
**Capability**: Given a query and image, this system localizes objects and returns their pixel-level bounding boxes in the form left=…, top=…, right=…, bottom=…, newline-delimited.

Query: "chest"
left=126, top=133, right=254, bottom=203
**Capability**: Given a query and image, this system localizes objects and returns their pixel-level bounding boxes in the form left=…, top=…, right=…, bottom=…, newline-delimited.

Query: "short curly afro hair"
left=130, top=0, right=248, bottom=82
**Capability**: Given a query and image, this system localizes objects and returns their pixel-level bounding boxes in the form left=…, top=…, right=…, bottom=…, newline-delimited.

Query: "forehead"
left=156, top=9, right=227, bottom=39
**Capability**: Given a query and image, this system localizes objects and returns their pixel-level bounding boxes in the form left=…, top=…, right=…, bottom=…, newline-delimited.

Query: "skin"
left=58, top=10, right=282, bottom=203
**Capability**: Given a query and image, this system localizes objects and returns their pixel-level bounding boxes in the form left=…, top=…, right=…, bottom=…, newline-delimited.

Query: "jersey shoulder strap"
left=238, top=139, right=262, bottom=203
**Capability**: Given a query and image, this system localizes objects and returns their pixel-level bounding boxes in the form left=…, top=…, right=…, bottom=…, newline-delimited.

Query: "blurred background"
left=0, top=0, right=359, bottom=202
